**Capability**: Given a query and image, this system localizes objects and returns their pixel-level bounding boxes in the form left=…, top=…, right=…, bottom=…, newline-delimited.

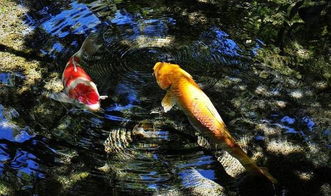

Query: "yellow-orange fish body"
left=153, top=62, right=277, bottom=184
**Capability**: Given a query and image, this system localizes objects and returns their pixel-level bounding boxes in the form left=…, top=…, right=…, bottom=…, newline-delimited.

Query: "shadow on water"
left=0, top=0, right=330, bottom=195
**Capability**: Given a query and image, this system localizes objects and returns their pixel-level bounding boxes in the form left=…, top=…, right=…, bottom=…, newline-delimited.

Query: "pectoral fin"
left=48, top=92, right=74, bottom=104
left=161, top=91, right=175, bottom=112
left=100, top=95, right=108, bottom=100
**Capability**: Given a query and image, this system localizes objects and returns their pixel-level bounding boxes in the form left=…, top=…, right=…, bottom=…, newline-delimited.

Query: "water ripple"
left=41, top=2, right=101, bottom=38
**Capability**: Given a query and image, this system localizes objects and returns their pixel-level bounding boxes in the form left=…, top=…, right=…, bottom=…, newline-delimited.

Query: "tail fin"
left=45, top=92, right=74, bottom=104
left=256, top=167, right=278, bottom=184
left=227, top=144, right=278, bottom=184
left=74, top=33, right=103, bottom=60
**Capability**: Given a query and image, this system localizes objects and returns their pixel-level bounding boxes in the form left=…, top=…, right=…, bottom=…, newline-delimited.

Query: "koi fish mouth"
left=65, top=78, right=102, bottom=111
left=86, top=102, right=101, bottom=111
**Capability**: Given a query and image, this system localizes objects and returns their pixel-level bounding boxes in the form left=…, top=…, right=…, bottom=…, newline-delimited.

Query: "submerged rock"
left=181, top=168, right=226, bottom=196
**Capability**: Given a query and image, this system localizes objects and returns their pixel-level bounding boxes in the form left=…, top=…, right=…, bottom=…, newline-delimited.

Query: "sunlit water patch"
left=260, top=114, right=331, bottom=149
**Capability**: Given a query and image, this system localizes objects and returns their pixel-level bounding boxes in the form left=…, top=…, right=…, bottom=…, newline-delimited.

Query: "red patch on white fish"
left=62, top=56, right=103, bottom=111
left=63, top=57, right=92, bottom=87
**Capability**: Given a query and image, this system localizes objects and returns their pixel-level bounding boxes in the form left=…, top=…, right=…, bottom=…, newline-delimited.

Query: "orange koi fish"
left=153, top=62, right=277, bottom=184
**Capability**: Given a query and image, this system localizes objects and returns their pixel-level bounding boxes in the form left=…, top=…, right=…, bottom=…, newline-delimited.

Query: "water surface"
left=0, top=0, right=330, bottom=195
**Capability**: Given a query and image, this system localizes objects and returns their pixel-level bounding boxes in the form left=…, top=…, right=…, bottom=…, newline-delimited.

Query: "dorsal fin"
left=179, top=68, right=200, bottom=89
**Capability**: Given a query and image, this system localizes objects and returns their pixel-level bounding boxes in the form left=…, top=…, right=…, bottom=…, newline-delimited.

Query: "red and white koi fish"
left=61, top=56, right=107, bottom=111
left=153, top=62, right=277, bottom=184
left=48, top=33, right=107, bottom=111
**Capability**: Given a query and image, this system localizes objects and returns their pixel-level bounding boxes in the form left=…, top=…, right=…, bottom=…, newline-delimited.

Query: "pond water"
left=0, top=0, right=330, bottom=195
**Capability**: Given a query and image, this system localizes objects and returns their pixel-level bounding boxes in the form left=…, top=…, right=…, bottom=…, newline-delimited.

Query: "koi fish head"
left=67, top=79, right=101, bottom=111
left=153, top=62, right=193, bottom=90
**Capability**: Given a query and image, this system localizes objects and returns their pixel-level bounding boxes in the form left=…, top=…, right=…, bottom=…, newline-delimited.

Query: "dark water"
left=0, top=0, right=330, bottom=195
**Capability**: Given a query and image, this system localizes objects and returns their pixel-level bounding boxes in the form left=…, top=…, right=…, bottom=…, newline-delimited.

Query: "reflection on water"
left=267, top=114, right=316, bottom=138
left=103, top=125, right=228, bottom=195
left=108, top=9, right=174, bottom=39
left=41, top=2, right=101, bottom=38
left=200, top=27, right=240, bottom=57
left=1, top=0, right=330, bottom=195
left=0, top=105, right=33, bottom=144
left=0, top=105, right=57, bottom=181
left=106, top=82, right=140, bottom=112
left=0, top=72, right=24, bottom=87
left=250, top=39, right=265, bottom=56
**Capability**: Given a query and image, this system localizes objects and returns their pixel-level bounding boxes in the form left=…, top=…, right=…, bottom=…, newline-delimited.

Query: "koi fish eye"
left=152, top=71, right=159, bottom=80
